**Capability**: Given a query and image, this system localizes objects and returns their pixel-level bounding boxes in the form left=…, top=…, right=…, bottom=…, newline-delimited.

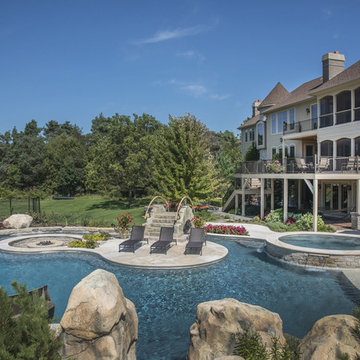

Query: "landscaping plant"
left=114, top=212, right=134, bottom=237
left=205, top=224, right=248, bottom=235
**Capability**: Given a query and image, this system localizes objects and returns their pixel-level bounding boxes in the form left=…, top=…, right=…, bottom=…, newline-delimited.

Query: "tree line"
left=0, top=113, right=241, bottom=202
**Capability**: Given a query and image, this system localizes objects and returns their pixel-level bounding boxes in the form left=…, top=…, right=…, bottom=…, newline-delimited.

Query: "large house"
left=224, top=51, right=360, bottom=231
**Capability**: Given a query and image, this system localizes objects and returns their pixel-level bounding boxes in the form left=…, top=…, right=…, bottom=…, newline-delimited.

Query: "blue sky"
left=1, top=0, right=360, bottom=135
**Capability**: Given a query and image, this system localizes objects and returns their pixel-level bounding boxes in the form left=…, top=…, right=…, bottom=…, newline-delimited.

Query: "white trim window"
left=355, top=87, right=360, bottom=121
left=271, top=114, right=276, bottom=134
left=278, top=111, right=287, bottom=133
left=245, top=130, right=248, bottom=142
left=257, top=123, right=264, bottom=146
left=289, top=109, right=295, bottom=130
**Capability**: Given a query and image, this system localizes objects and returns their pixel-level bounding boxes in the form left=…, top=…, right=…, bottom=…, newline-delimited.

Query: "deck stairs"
left=222, top=178, right=265, bottom=212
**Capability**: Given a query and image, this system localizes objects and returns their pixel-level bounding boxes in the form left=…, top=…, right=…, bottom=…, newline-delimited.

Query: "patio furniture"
left=342, top=157, right=356, bottom=171
left=185, top=228, right=206, bottom=256
left=295, top=158, right=309, bottom=172
left=119, top=225, right=147, bottom=252
left=150, top=227, right=176, bottom=254
left=317, top=157, right=329, bottom=172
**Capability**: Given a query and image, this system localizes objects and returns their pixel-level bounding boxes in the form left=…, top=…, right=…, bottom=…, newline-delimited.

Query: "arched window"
left=355, top=87, right=360, bottom=121
left=336, top=138, right=351, bottom=157
left=320, top=96, right=333, bottom=128
left=355, top=137, right=360, bottom=156
left=336, top=91, right=351, bottom=124
left=257, top=123, right=264, bottom=146
left=321, top=140, right=333, bottom=157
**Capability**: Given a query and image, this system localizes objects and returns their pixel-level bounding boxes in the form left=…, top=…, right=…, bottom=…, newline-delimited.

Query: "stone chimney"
left=252, top=99, right=262, bottom=117
left=322, top=51, right=345, bottom=82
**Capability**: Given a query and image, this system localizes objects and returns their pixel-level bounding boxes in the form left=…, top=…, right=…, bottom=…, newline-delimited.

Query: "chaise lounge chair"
left=185, top=228, right=206, bottom=256
left=119, top=225, right=147, bottom=252
left=150, top=227, right=176, bottom=254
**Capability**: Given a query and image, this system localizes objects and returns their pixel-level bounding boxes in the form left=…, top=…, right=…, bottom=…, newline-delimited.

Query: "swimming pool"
left=280, top=234, right=360, bottom=250
left=0, top=237, right=356, bottom=360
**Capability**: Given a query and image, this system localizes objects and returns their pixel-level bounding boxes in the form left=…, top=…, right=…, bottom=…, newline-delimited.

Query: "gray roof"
left=263, top=77, right=323, bottom=114
left=258, top=82, right=289, bottom=108
left=238, top=113, right=260, bottom=129
left=310, top=60, right=360, bottom=94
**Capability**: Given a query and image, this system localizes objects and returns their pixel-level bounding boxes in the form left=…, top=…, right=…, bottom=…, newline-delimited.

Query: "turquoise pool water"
left=280, top=234, right=360, bottom=250
left=0, top=237, right=356, bottom=360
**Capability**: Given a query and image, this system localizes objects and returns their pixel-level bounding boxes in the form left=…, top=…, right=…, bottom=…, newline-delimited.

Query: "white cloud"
left=180, top=84, right=208, bottom=97
left=321, top=8, right=332, bottom=17
left=176, top=50, right=205, bottom=63
left=209, top=93, right=231, bottom=101
left=134, top=25, right=210, bottom=44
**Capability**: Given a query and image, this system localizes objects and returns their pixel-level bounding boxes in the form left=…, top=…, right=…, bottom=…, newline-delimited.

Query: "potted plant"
left=114, top=212, right=134, bottom=238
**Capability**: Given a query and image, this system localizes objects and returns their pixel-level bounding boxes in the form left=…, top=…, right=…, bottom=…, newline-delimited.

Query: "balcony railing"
left=238, top=156, right=360, bottom=175
left=283, top=118, right=318, bottom=135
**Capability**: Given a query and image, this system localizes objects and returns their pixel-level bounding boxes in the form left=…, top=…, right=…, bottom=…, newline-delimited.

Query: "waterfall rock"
left=3, top=214, right=33, bottom=229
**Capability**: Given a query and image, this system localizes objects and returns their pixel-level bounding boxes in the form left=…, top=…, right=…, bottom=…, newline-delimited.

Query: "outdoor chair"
left=119, top=225, right=147, bottom=253
left=185, top=228, right=206, bottom=256
left=150, top=227, right=176, bottom=254
left=295, top=158, right=309, bottom=172
left=317, top=157, right=329, bottom=172
left=342, top=157, right=356, bottom=171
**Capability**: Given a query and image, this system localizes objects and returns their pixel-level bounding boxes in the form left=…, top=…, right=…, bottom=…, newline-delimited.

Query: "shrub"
left=68, top=239, right=97, bottom=249
left=296, top=213, right=324, bottom=231
left=265, top=209, right=282, bottom=223
left=205, top=224, right=248, bottom=236
left=113, top=212, right=134, bottom=236
left=0, top=281, right=62, bottom=359
left=82, top=232, right=110, bottom=241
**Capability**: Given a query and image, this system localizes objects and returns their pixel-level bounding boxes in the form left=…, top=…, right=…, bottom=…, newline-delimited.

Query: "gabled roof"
left=258, top=82, right=289, bottom=108
left=238, top=113, right=260, bottom=130
left=309, top=60, right=360, bottom=94
left=263, top=77, right=322, bottom=113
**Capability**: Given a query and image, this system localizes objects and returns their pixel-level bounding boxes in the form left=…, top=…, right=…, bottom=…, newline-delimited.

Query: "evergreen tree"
left=153, top=114, right=218, bottom=202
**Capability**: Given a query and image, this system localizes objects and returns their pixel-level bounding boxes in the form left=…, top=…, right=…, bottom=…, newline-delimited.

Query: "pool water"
left=0, top=237, right=356, bottom=360
left=280, top=234, right=360, bottom=250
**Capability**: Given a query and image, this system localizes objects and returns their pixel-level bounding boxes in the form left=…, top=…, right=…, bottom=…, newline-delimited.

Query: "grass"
left=38, top=195, right=151, bottom=227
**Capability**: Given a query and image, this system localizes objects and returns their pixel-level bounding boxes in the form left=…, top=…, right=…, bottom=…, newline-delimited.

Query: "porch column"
left=283, top=178, right=288, bottom=223
left=260, top=178, right=265, bottom=219
left=352, top=89, right=356, bottom=122
left=333, top=140, right=336, bottom=171
left=313, top=179, right=318, bottom=232
left=241, top=178, right=246, bottom=217
left=271, top=178, right=274, bottom=210
left=298, top=179, right=302, bottom=209
left=282, top=140, right=286, bottom=164
left=357, top=179, right=360, bottom=213
left=235, top=193, right=239, bottom=213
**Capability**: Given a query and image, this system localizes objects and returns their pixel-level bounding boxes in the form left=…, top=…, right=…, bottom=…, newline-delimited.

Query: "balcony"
left=283, top=118, right=318, bottom=135
left=238, top=156, right=360, bottom=175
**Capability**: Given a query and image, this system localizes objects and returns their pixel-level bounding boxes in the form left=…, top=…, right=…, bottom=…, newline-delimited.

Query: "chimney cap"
left=322, top=51, right=345, bottom=61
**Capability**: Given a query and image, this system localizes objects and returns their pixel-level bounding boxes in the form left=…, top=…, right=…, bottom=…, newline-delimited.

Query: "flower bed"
left=205, top=224, right=248, bottom=236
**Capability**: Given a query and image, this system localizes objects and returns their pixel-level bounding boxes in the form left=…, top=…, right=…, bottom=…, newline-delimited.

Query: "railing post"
left=314, top=154, right=317, bottom=173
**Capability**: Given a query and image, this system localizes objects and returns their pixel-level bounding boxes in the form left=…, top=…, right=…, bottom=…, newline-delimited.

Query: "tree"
left=0, top=281, right=62, bottom=359
left=244, top=143, right=260, bottom=161
left=153, top=114, right=218, bottom=202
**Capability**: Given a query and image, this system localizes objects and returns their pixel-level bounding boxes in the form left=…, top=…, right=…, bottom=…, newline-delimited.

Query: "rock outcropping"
left=187, top=298, right=285, bottom=360
left=59, top=269, right=138, bottom=360
left=3, top=214, right=33, bottom=229
left=300, top=315, right=360, bottom=360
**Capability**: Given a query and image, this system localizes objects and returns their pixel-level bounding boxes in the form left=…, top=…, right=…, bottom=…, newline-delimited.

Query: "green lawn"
left=40, top=195, right=151, bottom=227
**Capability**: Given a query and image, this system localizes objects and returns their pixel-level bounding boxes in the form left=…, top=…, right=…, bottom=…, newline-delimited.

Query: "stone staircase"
left=145, top=211, right=176, bottom=242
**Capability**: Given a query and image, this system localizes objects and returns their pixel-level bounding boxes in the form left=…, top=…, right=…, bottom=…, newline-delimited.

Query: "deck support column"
left=241, top=178, right=246, bottom=217
left=298, top=179, right=302, bottom=209
left=235, top=193, right=239, bottom=213
left=260, top=178, right=265, bottom=220
left=357, top=179, right=360, bottom=213
left=313, top=179, right=318, bottom=232
left=283, top=178, right=288, bottom=223
left=271, top=178, right=274, bottom=210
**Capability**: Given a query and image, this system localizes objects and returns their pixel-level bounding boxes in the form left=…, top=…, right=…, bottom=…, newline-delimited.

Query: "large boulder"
left=300, top=314, right=360, bottom=360
left=60, top=269, right=138, bottom=360
left=187, top=298, right=285, bottom=360
left=3, top=214, right=33, bottom=229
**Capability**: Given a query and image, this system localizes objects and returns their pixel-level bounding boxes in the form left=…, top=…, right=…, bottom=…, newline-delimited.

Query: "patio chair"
left=185, top=228, right=206, bottom=256
left=343, top=157, right=356, bottom=171
left=295, top=158, right=309, bottom=172
left=119, top=225, right=147, bottom=253
left=317, top=157, right=329, bottom=172
left=150, top=227, right=176, bottom=254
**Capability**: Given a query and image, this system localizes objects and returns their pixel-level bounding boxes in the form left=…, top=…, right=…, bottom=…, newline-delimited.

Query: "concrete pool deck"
left=0, top=231, right=228, bottom=269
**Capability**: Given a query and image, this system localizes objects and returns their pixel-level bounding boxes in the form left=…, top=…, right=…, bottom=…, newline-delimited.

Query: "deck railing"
left=283, top=118, right=318, bottom=135
left=238, top=156, right=360, bottom=175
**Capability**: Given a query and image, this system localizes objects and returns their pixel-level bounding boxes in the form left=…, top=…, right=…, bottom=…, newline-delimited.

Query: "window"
left=355, top=87, right=360, bottom=121
left=311, top=104, right=318, bottom=129
left=320, top=140, right=333, bottom=157
left=245, top=130, right=248, bottom=142
left=249, top=128, right=254, bottom=141
left=278, top=111, right=287, bottom=133
left=320, top=96, right=333, bottom=128
left=289, top=145, right=295, bottom=158
left=257, top=123, right=264, bottom=146
left=336, top=138, right=351, bottom=157
left=336, top=91, right=351, bottom=124
left=289, top=109, right=295, bottom=130
left=355, top=137, right=360, bottom=156
left=272, top=114, right=276, bottom=134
